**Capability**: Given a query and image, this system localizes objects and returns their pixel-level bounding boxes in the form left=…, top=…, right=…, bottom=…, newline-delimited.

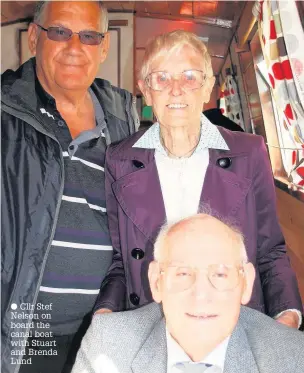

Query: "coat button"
left=131, top=248, right=144, bottom=260
left=217, top=157, right=232, bottom=169
left=130, top=293, right=140, bottom=306
left=132, top=160, right=144, bottom=169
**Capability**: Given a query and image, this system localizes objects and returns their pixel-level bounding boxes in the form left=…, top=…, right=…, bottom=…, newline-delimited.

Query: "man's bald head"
left=154, top=213, right=248, bottom=264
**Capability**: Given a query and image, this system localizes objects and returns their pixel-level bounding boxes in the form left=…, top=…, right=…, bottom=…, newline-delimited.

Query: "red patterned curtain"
left=253, top=0, right=304, bottom=189
left=219, top=74, right=244, bottom=130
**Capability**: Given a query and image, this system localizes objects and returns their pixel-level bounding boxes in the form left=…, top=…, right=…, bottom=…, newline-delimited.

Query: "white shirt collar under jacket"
left=133, top=113, right=229, bottom=153
left=166, top=328, right=230, bottom=373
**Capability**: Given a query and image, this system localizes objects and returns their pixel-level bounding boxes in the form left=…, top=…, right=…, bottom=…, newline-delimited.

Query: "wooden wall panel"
left=276, top=187, right=304, bottom=303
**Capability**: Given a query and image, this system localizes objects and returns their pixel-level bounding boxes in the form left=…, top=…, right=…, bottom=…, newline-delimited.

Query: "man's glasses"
left=159, top=263, right=245, bottom=292
left=35, top=24, right=105, bottom=45
left=145, top=70, right=207, bottom=91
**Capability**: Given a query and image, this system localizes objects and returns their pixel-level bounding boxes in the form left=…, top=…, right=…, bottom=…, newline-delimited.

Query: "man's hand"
left=94, top=308, right=113, bottom=315
left=276, top=311, right=300, bottom=329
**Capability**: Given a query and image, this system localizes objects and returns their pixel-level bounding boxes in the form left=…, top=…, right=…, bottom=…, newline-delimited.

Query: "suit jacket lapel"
left=131, top=318, right=167, bottom=373
left=130, top=310, right=260, bottom=373
left=112, top=151, right=166, bottom=242
left=224, top=319, right=260, bottom=373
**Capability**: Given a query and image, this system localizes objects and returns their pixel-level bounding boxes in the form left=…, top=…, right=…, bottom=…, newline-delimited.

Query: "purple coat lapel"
left=112, top=157, right=166, bottom=241
left=201, top=148, right=252, bottom=218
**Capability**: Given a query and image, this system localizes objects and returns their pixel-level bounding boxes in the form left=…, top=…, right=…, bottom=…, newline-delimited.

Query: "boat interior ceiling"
left=1, top=1, right=246, bottom=76
left=106, top=1, right=246, bottom=77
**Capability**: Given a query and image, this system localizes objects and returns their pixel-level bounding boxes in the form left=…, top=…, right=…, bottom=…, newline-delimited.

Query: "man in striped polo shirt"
left=1, top=2, right=138, bottom=373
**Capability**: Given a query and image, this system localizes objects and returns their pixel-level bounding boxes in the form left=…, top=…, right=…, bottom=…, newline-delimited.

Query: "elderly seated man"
left=72, top=213, right=304, bottom=373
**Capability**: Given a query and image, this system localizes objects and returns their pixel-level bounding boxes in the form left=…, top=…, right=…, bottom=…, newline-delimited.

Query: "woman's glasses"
left=145, top=70, right=207, bottom=91
left=35, top=24, right=105, bottom=46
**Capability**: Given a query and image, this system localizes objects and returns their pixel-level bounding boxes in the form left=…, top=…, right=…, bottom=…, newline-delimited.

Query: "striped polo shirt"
left=35, top=79, right=113, bottom=336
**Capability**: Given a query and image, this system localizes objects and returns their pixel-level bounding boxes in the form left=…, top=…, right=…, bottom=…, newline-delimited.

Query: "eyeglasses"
left=159, top=263, right=245, bottom=292
left=35, top=24, right=105, bottom=45
left=145, top=70, right=207, bottom=91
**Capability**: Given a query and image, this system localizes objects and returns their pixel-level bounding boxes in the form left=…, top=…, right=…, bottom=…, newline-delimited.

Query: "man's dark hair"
left=203, top=108, right=244, bottom=132
left=33, top=1, right=108, bottom=32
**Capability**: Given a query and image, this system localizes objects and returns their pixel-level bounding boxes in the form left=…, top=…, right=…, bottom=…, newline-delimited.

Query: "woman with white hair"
left=94, top=30, right=301, bottom=327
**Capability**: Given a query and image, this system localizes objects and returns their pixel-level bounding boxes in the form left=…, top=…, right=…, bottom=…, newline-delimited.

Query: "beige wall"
left=97, top=13, right=134, bottom=92
left=1, top=22, right=29, bottom=73
left=112, top=13, right=134, bottom=93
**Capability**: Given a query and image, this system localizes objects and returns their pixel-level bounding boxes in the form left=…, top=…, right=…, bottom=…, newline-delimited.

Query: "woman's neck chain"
left=160, top=135, right=199, bottom=159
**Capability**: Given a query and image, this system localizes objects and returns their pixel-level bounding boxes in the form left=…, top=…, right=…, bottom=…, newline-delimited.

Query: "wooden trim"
left=218, top=2, right=247, bottom=81
left=109, top=20, right=128, bottom=27
left=135, top=13, right=233, bottom=29
left=210, top=54, right=224, bottom=59
left=19, top=28, right=29, bottom=66
left=109, top=27, right=121, bottom=88
left=2, top=18, right=128, bottom=28
left=108, top=10, right=134, bottom=14
left=274, top=178, right=304, bottom=204
left=1, top=17, right=32, bottom=27
left=133, top=13, right=136, bottom=95
left=238, top=16, right=257, bottom=49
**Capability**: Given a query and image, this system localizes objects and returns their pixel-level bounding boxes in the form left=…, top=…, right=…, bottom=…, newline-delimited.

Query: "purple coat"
left=96, top=127, right=302, bottom=317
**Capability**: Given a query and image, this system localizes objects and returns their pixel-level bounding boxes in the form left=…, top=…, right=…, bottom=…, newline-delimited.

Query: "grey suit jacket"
left=72, top=303, right=304, bottom=373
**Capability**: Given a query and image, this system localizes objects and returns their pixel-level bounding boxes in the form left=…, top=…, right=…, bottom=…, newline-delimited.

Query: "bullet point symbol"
left=11, top=303, right=17, bottom=310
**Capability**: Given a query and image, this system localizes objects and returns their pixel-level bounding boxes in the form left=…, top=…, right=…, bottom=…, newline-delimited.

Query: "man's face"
left=149, top=216, right=255, bottom=353
left=28, top=1, right=109, bottom=92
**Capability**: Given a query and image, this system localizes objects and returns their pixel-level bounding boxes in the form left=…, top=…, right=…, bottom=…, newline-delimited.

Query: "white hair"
left=154, top=211, right=248, bottom=264
left=33, top=1, right=109, bottom=33
left=139, top=29, right=213, bottom=81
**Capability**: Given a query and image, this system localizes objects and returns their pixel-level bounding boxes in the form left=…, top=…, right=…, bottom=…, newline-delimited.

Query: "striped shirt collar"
left=133, top=113, right=229, bottom=156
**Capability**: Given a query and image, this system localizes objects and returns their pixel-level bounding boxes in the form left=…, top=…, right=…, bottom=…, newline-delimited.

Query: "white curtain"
left=254, top=0, right=304, bottom=188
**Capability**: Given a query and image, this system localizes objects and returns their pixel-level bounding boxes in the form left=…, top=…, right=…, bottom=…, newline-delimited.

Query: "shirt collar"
left=35, top=75, right=105, bottom=131
left=133, top=113, right=229, bottom=156
left=35, top=75, right=104, bottom=126
left=35, top=75, right=56, bottom=109
left=166, top=328, right=230, bottom=372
